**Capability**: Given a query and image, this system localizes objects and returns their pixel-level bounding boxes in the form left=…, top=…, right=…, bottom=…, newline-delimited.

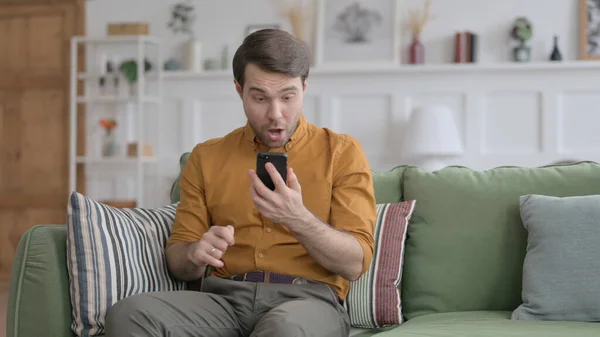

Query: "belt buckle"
left=292, top=277, right=306, bottom=284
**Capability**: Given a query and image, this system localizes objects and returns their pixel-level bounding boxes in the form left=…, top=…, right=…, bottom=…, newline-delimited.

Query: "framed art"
left=313, top=0, right=401, bottom=66
left=579, top=0, right=600, bottom=60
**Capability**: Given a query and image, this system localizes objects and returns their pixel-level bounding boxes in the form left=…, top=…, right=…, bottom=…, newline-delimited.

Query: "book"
left=454, top=31, right=478, bottom=63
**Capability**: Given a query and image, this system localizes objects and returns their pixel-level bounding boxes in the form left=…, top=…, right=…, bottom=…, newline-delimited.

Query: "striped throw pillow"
left=346, top=200, right=416, bottom=328
left=66, top=192, right=187, bottom=337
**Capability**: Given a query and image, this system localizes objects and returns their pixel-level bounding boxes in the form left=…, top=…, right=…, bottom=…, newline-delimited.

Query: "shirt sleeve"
left=166, top=144, right=211, bottom=248
left=331, top=135, right=377, bottom=277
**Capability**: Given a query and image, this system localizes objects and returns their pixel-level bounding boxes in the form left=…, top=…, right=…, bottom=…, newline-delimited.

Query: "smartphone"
left=256, top=152, right=288, bottom=190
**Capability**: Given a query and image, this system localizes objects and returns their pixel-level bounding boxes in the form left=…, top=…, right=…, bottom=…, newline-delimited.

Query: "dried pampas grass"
left=271, top=0, right=315, bottom=41
left=405, top=0, right=435, bottom=38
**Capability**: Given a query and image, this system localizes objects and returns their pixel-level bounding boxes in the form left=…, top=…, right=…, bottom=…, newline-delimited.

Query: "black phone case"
left=256, top=152, right=288, bottom=190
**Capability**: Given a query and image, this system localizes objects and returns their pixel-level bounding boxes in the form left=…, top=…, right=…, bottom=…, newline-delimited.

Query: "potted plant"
left=119, top=59, right=152, bottom=96
left=167, top=0, right=201, bottom=71
left=511, top=17, right=533, bottom=62
left=99, top=118, right=118, bottom=157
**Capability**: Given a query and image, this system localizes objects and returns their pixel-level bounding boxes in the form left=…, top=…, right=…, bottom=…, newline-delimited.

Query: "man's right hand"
left=187, top=225, right=235, bottom=269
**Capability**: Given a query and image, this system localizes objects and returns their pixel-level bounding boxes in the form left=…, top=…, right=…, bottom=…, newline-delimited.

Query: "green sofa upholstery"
left=6, top=154, right=600, bottom=337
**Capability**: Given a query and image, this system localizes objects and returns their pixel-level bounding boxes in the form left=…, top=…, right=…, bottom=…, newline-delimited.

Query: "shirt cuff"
left=353, top=233, right=374, bottom=277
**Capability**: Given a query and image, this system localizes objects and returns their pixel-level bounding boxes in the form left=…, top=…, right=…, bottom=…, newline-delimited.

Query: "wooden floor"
left=1, top=282, right=7, bottom=337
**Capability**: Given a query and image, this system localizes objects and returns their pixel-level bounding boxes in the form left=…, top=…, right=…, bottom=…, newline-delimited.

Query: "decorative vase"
left=409, top=37, right=425, bottom=64
left=183, top=38, right=202, bottom=72
left=128, top=81, right=137, bottom=96
left=101, top=129, right=118, bottom=157
left=549, top=35, right=563, bottom=61
left=513, top=42, right=531, bottom=62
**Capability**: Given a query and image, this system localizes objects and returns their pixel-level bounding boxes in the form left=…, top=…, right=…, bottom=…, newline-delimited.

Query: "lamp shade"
left=400, top=105, right=464, bottom=157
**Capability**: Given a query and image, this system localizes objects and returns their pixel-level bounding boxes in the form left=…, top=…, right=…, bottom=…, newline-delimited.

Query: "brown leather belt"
left=230, top=270, right=319, bottom=285
left=229, top=270, right=344, bottom=305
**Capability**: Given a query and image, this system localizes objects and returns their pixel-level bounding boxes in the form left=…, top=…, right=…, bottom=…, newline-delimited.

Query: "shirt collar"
left=243, top=114, right=308, bottom=151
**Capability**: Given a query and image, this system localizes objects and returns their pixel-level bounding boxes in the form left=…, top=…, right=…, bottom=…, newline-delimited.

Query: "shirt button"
left=258, top=253, right=264, bottom=259
left=265, top=228, right=272, bottom=233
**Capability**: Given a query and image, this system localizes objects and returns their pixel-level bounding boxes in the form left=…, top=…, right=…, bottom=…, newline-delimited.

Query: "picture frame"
left=579, top=0, right=600, bottom=60
left=244, top=24, right=281, bottom=37
left=313, top=0, right=401, bottom=67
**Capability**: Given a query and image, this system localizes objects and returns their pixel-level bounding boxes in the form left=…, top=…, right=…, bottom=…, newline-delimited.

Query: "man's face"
left=235, top=63, right=306, bottom=149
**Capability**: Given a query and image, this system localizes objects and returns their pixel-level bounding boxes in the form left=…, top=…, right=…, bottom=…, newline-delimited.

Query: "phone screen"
left=256, top=152, right=288, bottom=190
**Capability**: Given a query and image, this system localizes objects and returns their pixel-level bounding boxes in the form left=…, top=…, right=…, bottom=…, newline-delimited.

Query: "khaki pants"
left=105, top=275, right=350, bottom=337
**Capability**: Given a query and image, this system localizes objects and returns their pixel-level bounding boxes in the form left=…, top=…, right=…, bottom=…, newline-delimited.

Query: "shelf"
left=76, top=156, right=157, bottom=164
left=76, top=96, right=160, bottom=104
left=69, top=35, right=163, bottom=209
left=163, top=60, right=600, bottom=80
left=309, top=60, right=600, bottom=74
left=72, top=35, right=161, bottom=45
left=77, top=72, right=160, bottom=81
left=163, top=69, right=232, bottom=80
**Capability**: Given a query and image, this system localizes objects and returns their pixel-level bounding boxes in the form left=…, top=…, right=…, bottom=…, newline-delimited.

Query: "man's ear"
left=303, top=80, right=308, bottom=92
left=234, top=80, right=243, bottom=99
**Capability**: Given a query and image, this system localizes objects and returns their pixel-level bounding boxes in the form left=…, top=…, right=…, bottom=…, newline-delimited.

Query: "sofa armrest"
left=6, top=225, right=74, bottom=337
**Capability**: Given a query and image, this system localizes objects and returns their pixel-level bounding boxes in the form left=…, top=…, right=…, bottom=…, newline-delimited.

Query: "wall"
left=81, top=0, right=600, bottom=208
left=86, top=0, right=580, bottom=64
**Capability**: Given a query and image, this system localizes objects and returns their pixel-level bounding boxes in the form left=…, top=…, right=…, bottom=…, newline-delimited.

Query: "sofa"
left=6, top=154, right=600, bottom=337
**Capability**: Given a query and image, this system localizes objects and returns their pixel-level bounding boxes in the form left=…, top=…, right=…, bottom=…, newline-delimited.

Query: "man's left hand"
left=248, top=163, right=308, bottom=227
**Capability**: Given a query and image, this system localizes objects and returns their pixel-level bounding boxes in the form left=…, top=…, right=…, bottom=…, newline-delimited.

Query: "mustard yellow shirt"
left=167, top=114, right=376, bottom=300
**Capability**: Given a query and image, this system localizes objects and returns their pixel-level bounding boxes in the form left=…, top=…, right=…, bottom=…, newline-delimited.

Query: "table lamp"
left=400, top=105, right=464, bottom=171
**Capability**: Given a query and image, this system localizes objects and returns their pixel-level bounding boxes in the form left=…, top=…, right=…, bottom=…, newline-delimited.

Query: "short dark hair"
left=232, top=28, right=310, bottom=88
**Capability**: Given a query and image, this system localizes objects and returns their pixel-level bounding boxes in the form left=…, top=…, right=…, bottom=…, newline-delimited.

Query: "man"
left=105, top=28, right=376, bottom=337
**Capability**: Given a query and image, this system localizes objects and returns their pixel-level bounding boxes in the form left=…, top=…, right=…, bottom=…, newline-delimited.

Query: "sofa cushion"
left=66, top=192, right=186, bottom=337
left=512, top=194, right=600, bottom=322
left=400, top=162, right=600, bottom=320
left=347, top=200, right=416, bottom=329
left=375, top=311, right=600, bottom=336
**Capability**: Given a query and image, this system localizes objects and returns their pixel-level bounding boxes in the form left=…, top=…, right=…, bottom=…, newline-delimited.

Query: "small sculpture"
left=511, top=17, right=533, bottom=62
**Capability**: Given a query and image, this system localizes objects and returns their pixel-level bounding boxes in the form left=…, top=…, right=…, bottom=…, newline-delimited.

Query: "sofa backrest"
left=372, top=165, right=408, bottom=204
left=399, top=161, right=600, bottom=320
left=169, top=153, right=600, bottom=321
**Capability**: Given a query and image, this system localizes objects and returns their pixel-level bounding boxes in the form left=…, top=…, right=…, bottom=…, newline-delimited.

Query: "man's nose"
left=266, top=101, right=283, bottom=120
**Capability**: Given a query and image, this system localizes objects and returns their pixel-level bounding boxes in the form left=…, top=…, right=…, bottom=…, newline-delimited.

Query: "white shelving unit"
left=69, top=35, right=163, bottom=208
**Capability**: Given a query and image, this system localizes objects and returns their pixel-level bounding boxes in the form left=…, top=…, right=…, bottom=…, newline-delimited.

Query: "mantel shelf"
left=163, top=60, right=600, bottom=80
left=76, top=156, right=157, bottom=164
left=76, top=96, right=160, bottom=104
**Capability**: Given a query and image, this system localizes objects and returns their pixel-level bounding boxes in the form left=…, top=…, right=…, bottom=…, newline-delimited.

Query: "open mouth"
left=267, top=128, right=284, bottom=141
